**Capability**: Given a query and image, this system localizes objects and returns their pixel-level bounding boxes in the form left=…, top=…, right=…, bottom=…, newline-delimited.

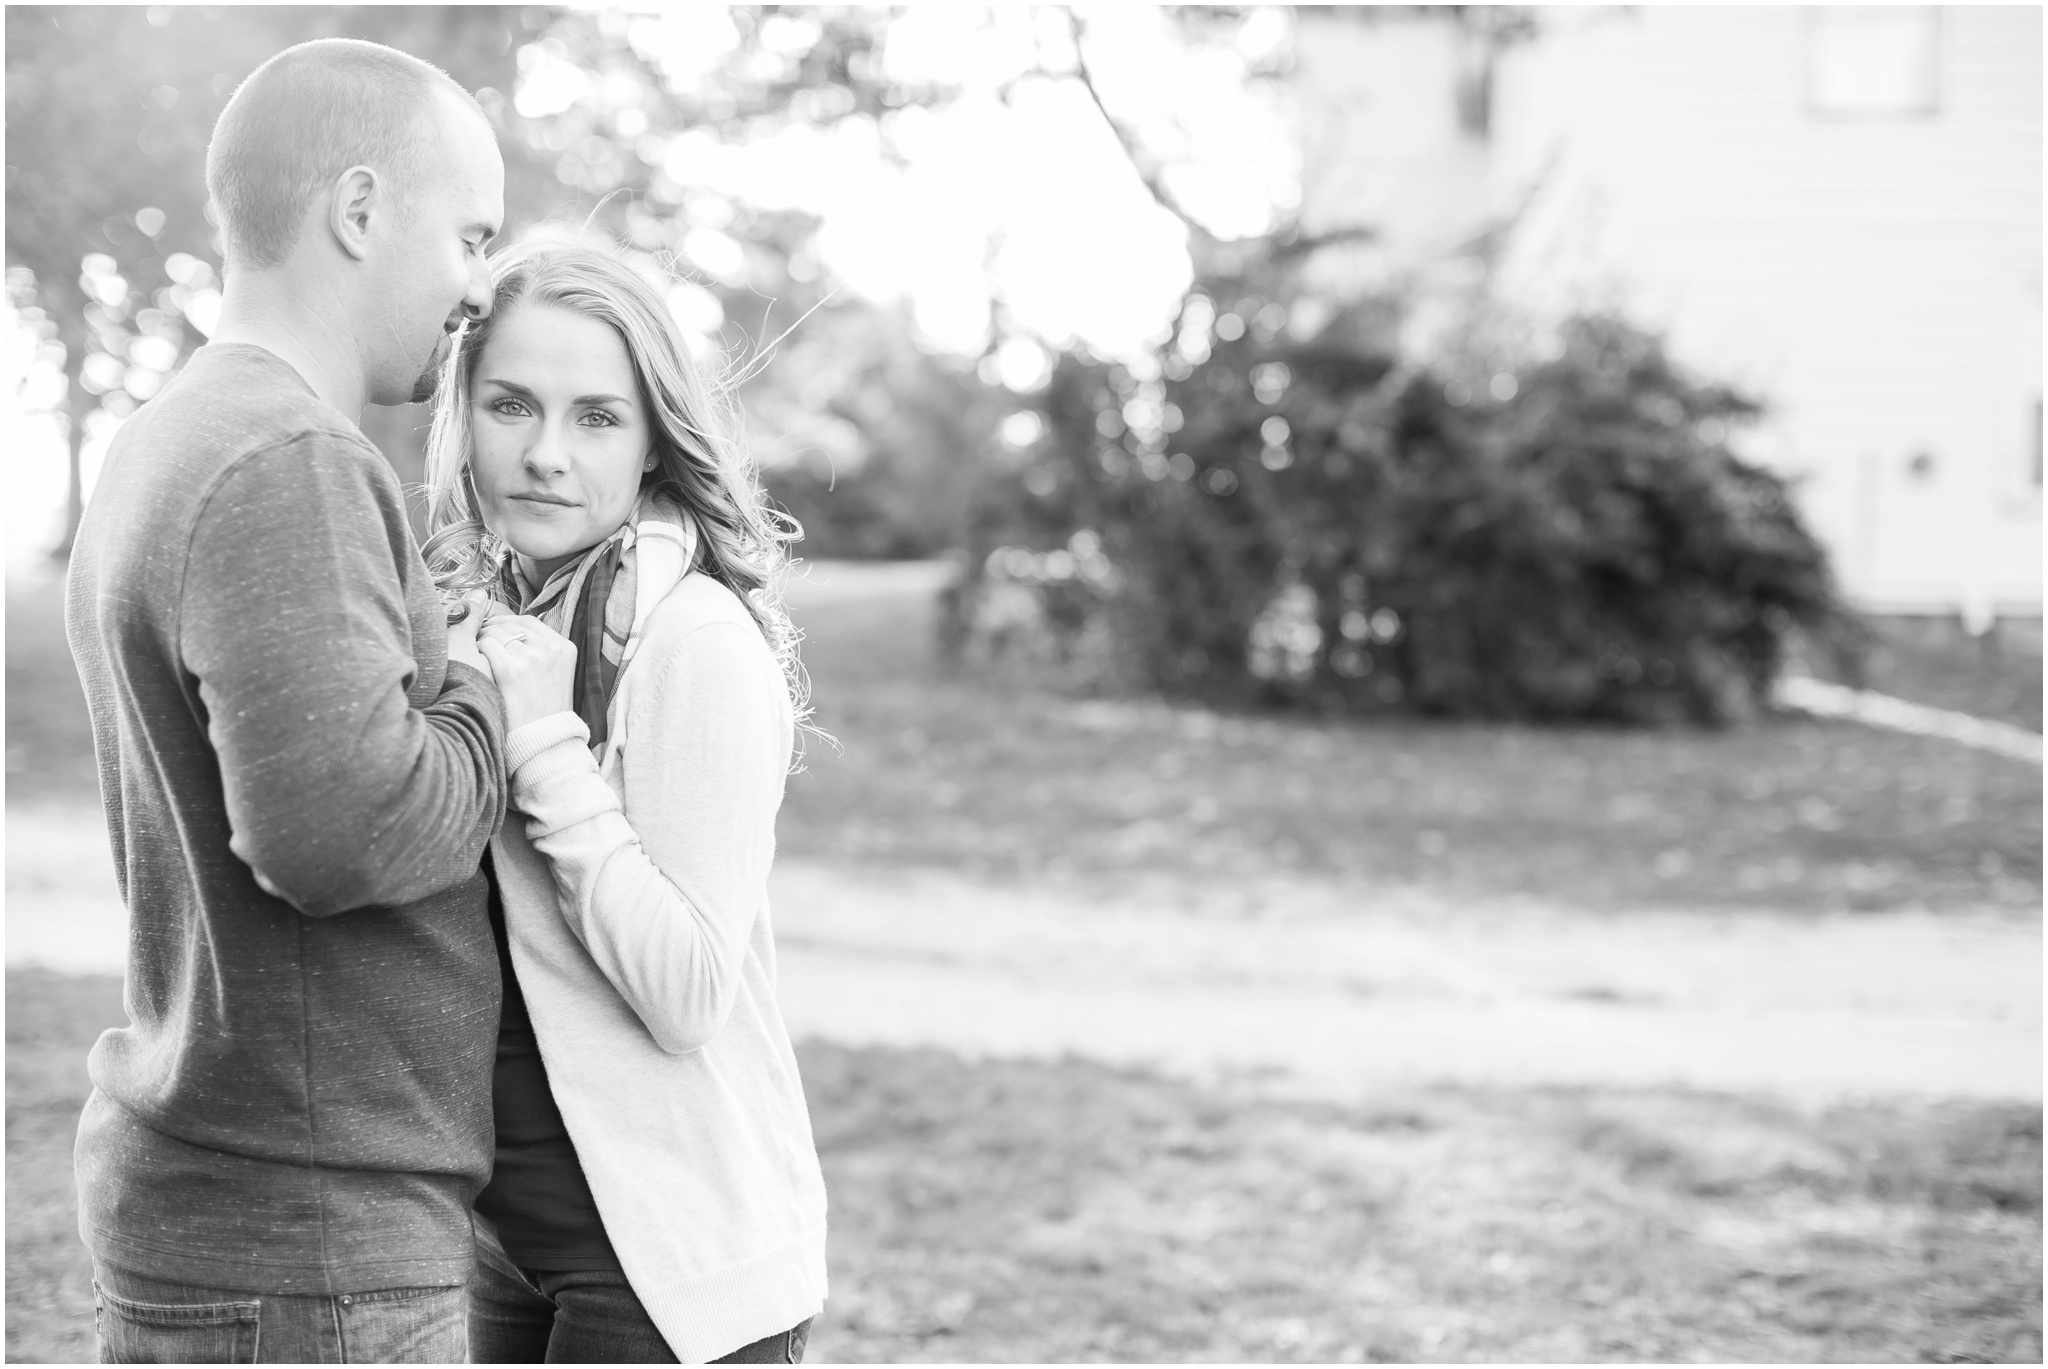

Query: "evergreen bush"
left=947, top=286, right=1862, bottom=725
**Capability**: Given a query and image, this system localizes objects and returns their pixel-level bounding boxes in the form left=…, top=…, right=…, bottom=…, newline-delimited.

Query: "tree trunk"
left=54, top=347, right=88, bottom=562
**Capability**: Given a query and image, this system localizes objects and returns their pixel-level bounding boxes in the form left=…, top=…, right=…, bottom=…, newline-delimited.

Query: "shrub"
left=754, top=303, right=1000, bottom=560
left=946, top=291, right=1862, bottom=725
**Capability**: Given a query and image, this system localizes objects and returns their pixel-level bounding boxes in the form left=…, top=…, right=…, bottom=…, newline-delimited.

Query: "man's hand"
left=476, top=614, right=578, bottom=731
left=445, top=597, right=493, bottom=679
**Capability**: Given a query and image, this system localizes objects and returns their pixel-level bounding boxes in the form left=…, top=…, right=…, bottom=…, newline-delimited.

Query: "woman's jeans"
left=90, top=1259, right=466, bottom=1363
left=468, top=1223, right=811, bottom=1364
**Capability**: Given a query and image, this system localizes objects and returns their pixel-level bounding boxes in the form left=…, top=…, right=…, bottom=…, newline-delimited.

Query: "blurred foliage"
left=946, top=246, right=1865, bottom=725
left=4, top=6, right=528, bottom=293
left=494, top=6, right=949, bottom=364
left=5, top=2, right=1869, bottom=728
left=751, top=302, right=1001, bottom=560
left=3, top=4, right=964, bottom=547
left=5, top=5, right=534, bottom=539
left=3, top=5, right=1309, bottom=567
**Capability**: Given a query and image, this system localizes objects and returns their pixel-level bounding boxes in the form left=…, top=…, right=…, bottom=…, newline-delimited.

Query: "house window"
left=1806, top=7, right=1940, bottom=118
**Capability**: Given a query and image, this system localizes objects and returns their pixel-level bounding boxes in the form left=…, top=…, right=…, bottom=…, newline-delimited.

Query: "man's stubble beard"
left=409, top=331, right=454, bottom=405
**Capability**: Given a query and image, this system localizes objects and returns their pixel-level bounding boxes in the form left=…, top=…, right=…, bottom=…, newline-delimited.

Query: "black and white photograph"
left=3, top=4, right=2041, bottom=1363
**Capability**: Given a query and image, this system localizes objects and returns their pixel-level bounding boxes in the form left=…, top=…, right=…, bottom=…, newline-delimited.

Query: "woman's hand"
left=476, top=612, right=579, bottom=732
left=445, top=596, right=494, bottom=679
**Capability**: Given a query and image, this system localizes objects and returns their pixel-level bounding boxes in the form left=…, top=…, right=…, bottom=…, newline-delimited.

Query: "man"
left=66, top=38, right=510, bottom=1362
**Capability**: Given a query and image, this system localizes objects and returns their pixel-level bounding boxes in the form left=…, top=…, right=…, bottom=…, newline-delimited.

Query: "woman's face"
left=468, top=300, right=653, bottom=582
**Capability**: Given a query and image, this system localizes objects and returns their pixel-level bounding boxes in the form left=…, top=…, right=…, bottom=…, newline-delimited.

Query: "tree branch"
left=1063, top=7, right=1209, bottom=242
left=1272, top=223, right=1379, bottom=259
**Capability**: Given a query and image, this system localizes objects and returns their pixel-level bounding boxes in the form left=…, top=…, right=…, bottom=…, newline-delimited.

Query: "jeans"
left=468, top=1223, right=811, bottom=1364
left=91, top=1260, right=466, bottom=1363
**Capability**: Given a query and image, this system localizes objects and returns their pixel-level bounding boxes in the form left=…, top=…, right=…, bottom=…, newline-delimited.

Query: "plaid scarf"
left=501, top=493, right=700, bottom=755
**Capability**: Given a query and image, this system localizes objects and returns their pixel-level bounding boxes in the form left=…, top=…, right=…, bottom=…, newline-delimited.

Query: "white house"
left=1292, top=5, right=2042, bottom=625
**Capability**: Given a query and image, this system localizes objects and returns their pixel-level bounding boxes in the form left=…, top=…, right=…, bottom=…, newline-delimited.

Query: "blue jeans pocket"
left=335, top=1284, right=467, bottom=1364
left=95, top=1279, right=260, bottom=1364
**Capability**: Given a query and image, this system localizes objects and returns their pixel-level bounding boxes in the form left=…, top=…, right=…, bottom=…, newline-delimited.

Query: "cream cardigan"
left=490, top=571, right=826, bottom=1363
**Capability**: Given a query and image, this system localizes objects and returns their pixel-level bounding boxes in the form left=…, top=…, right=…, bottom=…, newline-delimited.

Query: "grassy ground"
left=1828, top=616, right=2043, bottom=734
left=21, top=572, right=2040, bottom=914
left=9, top=970, right=2039, bottom=1364
left=5, top=577, right=98, bottom=807
left=5, top=973, right=111, bottom=1366
left=779, top=581, right=2041, bottom=915
left=10, top=566, right=2041, bottom=1362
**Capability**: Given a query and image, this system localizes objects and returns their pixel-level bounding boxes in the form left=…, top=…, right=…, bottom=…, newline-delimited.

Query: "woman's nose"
left=524, top=424, right=570, bottom=477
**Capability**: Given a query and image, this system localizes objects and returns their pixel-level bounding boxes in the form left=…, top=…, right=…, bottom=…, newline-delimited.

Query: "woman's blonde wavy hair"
left=421, top=238, right=810, bottom=734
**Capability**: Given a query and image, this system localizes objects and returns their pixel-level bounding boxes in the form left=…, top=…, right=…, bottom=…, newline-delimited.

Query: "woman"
left=421, top=239, right=826, bottom=1364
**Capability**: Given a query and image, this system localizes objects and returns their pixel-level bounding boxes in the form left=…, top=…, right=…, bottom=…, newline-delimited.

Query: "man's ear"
left=328, top=165, right=380, bottom=263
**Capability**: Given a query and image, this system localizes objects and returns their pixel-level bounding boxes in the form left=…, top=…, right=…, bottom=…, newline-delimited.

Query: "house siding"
left=1295, top=5, right=2042, bottom=617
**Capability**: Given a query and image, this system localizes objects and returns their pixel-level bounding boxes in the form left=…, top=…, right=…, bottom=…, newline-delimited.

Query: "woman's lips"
left=509, top=493, right=578, bottom=510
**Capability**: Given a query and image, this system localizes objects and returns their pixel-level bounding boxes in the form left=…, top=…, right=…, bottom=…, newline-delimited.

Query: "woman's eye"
left=489, top=397, right=530, bottom=417
left=580, top=410, right=620, bottom=428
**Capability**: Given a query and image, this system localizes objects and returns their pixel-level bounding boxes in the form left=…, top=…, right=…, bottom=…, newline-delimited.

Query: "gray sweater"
left=65, top=343, right=508, bottom=1294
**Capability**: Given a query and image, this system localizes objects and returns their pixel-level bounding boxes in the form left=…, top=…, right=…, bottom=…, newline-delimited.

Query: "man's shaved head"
left=205, top=37, right=483, bottom=270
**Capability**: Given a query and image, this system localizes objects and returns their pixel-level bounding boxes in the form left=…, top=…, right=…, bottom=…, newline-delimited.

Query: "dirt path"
left=10, top=800, right=2038, bottom=1104
left=767, top=861, right=2039, bottom=1104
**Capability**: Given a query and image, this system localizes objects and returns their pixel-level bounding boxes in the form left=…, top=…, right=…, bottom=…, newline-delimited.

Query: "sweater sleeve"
left=180, top=433, right=508, bottom=916
left=507, top=618, right=790, bottom=1055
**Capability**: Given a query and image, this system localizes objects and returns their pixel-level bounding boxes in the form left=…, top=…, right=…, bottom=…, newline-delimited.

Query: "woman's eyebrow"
left=478, top=378, right=632, bottom=408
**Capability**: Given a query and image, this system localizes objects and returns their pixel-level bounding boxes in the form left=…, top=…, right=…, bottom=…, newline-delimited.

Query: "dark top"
left=64, top=343, right=509, bottom=1294
left=473, top=849, right=622, bottom=1270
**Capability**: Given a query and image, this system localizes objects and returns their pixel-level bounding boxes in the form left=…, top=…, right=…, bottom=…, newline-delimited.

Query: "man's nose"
left=463, top=262, right=493, bottom=322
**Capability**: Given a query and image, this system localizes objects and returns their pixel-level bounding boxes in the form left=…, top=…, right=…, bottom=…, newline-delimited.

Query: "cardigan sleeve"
left=505, top=617, right=791, bottom=1055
